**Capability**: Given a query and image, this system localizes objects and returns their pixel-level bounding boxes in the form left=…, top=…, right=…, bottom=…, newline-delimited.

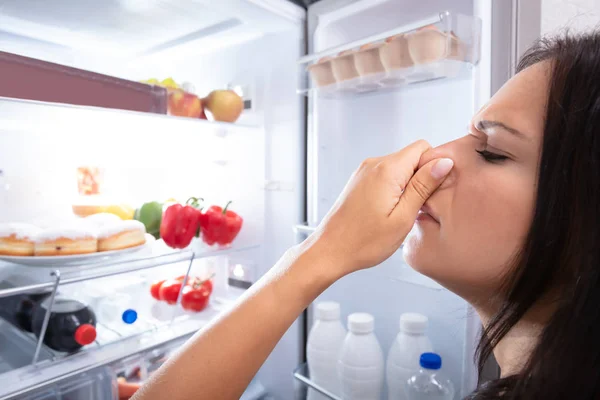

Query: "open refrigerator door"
left=294, top=0, right=540, bottom=399
left=0, top=0, right=306, bottom=399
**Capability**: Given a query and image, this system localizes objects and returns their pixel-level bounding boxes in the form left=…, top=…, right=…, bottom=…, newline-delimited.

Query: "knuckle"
left=415, top=139, right=430, bottom=148
left=412, top=139, right=431, bottom=152
left=373, top=160, right=391, bottom=176
left=407, top=177, right=431, bottom=202
left=360, top=157, right=376, bottom=169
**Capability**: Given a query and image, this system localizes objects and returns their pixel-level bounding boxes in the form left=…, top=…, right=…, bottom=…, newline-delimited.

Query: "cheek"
left=404, top=168, right=536, bottom=297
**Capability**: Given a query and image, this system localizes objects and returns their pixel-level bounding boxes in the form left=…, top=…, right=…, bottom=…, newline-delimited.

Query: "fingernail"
left=431, top=158, right=454, bottom=179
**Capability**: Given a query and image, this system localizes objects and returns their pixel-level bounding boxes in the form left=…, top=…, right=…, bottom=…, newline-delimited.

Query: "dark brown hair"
left=467, top=30, right=600, bottom=399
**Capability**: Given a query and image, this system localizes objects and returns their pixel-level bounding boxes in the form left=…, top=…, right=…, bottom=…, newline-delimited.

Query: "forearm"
left=132, top=240, right=338, bottom=400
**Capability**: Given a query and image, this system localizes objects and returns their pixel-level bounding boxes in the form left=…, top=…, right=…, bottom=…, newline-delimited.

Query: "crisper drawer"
left=109, top=336, right=190, bottom=399
left=109, top=335, right=271, bottom=400
left=8, top=366, right=113, bottom=400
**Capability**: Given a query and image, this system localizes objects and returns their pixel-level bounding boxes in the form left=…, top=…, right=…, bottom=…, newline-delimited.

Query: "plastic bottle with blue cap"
left=386, top=313, right=433, bottom=400
left=405, top=352, right=455, bottom=400
left=95, top=293, right=140, bottom=326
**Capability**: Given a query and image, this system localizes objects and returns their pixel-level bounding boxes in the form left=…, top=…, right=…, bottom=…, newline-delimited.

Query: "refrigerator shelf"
left=0, top=96, right=259, bottom=139
left=0, top=241, right=256, bottom=388
left=0, top=242, right=260, bottom=299
left=0, top=319, right=53, bottom=375
left=0, top=319, right=202, bottom=399
left=0, top=251, right=246, bottom=398
left=293, top=363, right=340, bottom=400
left=298, top=11, right=481, bottom=97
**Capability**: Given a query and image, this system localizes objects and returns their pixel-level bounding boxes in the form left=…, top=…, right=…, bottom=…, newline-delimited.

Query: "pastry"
left=331, top=50, right=359, bottom=82
left=97, top=220, right=146, bottom=252
left=407, top=25, right=466, bottom=64
left=354, top=43, right=386, bottom=76
left=307, top=57, right=336, bottom=87
left=0, top=223, right=42, bottom=256
left=380, top=34, right=414, bottom=70
left=34, top=227, right=98, bottom=256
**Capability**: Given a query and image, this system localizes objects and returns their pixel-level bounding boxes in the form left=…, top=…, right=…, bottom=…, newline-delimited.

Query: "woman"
left=134, top=31, right=600, bottom=400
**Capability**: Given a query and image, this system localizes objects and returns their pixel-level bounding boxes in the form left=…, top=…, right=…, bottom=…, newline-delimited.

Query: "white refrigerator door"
left=304, top=0, right=540, bottom=398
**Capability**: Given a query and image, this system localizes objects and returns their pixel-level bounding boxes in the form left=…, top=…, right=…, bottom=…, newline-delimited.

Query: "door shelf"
left=299, top=11, right=481, bottom=97
left=293, top=363, right=340, bottom=400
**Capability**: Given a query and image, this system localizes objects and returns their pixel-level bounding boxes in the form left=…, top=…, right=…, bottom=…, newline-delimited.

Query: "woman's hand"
left=310, top=140, right=454, bottom=278
left=132, top=140, right=453, bottom=400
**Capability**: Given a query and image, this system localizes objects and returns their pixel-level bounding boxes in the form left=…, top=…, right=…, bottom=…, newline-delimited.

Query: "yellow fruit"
left=104, top=204, right=136, bottom=220
left=161, top=77, right=179, bottom=89
left=203, top=90, right=244, bottom=123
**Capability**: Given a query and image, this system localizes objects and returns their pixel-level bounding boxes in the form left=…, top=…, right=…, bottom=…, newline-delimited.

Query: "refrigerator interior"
left=302, top=0, right=488, bottom=398
left=0, top=0, right=306, bottom=398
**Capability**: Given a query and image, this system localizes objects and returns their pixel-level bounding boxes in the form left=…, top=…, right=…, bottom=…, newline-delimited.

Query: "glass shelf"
left=293, top=363, right=341, bottom=400
left=0, top=242, right=260, bottom=299
left=0, top=96, right=259, bottom=139
left=299, top=11, right=481, bottom=97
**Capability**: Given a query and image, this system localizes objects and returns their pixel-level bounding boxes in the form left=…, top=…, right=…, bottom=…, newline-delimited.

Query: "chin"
left=402, top=230, right=442, bottom=279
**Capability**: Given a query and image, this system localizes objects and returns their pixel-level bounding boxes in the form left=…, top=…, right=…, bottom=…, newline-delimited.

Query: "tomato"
left=175, top=275, right=192, bottom=284
left=150, top=279, right=165, bottom=300
left=158, top=279, right=183, bottom=305
left=181, top=280, right=212, bottom=312
left=191, top=278, right=213, bottom=295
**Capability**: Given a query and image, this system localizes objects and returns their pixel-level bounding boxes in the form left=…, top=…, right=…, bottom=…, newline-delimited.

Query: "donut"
left=34, top=227, right=98, bottom=256
left=0, top=223, right=42, bottom=256
left=97, top=220, right=146, bottom=252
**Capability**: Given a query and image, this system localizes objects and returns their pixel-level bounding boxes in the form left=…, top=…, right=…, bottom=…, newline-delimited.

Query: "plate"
left=0, top=235, right=155, bottom=267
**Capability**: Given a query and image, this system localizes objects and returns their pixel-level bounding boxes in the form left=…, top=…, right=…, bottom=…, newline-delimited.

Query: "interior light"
left=233, top=264, right=245, bottom=278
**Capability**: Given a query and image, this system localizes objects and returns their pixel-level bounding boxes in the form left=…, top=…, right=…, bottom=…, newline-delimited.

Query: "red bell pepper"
left=160, top=197, right=203, bottom=249
left=199, top=201, right=243, bottom=246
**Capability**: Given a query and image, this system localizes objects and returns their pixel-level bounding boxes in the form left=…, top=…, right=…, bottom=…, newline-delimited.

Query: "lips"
left=418, top=204, right=439, bottom=223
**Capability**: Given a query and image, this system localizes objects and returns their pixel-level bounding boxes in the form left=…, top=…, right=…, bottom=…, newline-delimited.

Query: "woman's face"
left=403, top=62, right=550, bottom=301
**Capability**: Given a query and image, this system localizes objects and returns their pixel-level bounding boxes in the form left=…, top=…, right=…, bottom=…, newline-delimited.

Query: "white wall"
left=542, top=0, right=600, bottom=34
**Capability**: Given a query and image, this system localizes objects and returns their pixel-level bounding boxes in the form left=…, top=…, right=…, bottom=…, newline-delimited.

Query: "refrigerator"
left=0, top=0, right=541, bottom=399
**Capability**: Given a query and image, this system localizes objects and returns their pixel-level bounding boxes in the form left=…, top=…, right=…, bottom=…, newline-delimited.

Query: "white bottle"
left=337, top=313, right=384, bottom=400
left=306, top=302, right=347, bottom=400
left=386, top=313, right=434, bottom=400
left=406, top=353, right=455, bottom=400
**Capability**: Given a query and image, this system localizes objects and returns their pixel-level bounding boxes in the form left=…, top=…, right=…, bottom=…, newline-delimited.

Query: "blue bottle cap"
left=122, top=309, right=138, bottom=324
left=420, top=352, right=442, bottom=370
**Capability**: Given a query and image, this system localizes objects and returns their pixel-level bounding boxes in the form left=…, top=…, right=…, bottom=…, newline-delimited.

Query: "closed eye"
left=476, top=149, right=508, bottom=163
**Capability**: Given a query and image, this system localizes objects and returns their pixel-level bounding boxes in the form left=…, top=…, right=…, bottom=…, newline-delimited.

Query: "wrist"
left=293, top=232, right=346, bottom=285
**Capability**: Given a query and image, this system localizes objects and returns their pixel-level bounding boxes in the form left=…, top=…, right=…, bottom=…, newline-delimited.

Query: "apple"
left=182, top=93, right=203, bottom=118
left=202, top=90, right=244, bottom=123
left=168, top=90, right=186, bottom=117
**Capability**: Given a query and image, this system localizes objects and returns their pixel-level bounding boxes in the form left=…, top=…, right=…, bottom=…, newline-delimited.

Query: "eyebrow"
left=476, top=120, right=527, bottom=139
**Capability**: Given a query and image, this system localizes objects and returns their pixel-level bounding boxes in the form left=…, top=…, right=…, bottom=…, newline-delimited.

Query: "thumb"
left=393, top=158, right=454, bottom=220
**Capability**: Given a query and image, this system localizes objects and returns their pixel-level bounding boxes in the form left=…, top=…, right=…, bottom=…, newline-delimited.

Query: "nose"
left=417, top=142, right=458, bottom=186
left=418, top=142, right=456, bottom=168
